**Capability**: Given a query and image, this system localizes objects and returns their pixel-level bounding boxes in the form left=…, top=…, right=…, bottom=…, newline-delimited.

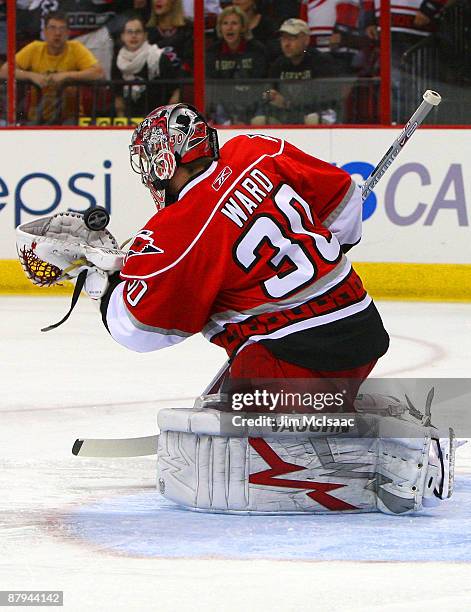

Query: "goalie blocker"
left=156, top=394, right=456, bottom=515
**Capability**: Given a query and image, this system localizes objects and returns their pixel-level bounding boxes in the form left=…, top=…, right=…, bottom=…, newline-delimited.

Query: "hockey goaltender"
left=16, top=104, right=456, bottom=515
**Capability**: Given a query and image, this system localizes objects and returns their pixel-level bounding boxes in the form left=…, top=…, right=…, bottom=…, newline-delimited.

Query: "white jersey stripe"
left=106, top=283, right=187, bottom=352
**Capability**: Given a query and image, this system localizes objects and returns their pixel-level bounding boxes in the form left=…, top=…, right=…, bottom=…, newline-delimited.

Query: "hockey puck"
left=83, top=206, right=110, bottom=231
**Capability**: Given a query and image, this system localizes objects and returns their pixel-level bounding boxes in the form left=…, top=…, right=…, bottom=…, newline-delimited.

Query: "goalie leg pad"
left=156, top=407, right=446, bottom=515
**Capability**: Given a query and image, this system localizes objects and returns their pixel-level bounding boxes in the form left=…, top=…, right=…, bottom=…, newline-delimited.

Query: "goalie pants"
left=229, top=343, right=377, bottom=412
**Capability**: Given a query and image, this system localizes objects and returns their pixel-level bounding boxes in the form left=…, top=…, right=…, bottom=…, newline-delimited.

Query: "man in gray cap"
left=255, top=18, right=336, bottom=125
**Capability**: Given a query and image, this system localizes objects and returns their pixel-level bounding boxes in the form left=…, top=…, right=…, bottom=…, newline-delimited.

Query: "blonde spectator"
left=206, top=6, right=267, bottom=79
left=206, top=6, right=268, bottom=124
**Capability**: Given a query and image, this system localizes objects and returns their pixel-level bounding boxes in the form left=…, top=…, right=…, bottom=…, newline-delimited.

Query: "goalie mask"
left=130, top=104, right=220, bottom=210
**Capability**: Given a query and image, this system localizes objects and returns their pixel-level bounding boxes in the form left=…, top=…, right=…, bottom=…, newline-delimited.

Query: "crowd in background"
left=0, top=0, right=468, bottom=125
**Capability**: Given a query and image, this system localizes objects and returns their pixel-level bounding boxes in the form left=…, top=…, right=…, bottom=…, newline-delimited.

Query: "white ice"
left=1, top=297, right=471, bottom=612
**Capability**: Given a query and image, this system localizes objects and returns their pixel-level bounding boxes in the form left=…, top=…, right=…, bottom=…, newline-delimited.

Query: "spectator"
left=206, top=6, right=267, bottom=78
left=113, top=15, right=180, bottom=118
left=253, top=18, right=337, bottom=124
left=206, top=6, right=268, bottom=123
left=146, top=0, right=194, bottom=74
left=0, top=11, right=104, bottom=124
left=18, top=0, right=119, bottom=79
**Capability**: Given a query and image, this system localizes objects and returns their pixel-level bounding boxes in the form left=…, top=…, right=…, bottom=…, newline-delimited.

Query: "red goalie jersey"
left=106, top=134, right=389, bottom=371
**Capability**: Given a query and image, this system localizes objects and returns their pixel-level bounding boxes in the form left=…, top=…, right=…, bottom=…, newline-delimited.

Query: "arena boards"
left=1, top=127, right=470, bottom=300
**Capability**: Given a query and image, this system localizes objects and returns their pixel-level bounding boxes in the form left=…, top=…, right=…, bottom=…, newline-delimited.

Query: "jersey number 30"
left=234, top=184, right=341, bottom=299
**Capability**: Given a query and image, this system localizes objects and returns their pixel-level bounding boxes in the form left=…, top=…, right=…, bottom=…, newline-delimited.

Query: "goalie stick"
left=72, top=435, right=158, bottom=458
left=73, top=90, right=441, bottom=458
left=361, top=90, right=441, bottom=200
left=72, top=360, right=230, bottom=457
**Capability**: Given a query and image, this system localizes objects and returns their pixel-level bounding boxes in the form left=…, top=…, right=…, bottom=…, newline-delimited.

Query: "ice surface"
left=1, top=297, right=471, bottom=611
left=66, top=477, right=471, bottom=561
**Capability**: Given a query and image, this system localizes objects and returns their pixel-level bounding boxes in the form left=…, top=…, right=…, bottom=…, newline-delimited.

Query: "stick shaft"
left=72, top=435, right=158, bottom=457
left=361, top=90, right=441, bottom=201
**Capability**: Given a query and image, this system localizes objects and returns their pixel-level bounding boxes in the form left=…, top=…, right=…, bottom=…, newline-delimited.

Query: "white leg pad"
left=156, top=405, right=452, bottom=515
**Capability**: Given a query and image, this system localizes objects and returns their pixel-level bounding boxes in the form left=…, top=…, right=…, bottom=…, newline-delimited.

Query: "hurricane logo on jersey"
left=126, top=230, right=164, bottom=260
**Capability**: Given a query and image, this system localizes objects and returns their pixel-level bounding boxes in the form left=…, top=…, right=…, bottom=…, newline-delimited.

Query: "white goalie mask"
left=129, top=103, right=220, bottom=210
